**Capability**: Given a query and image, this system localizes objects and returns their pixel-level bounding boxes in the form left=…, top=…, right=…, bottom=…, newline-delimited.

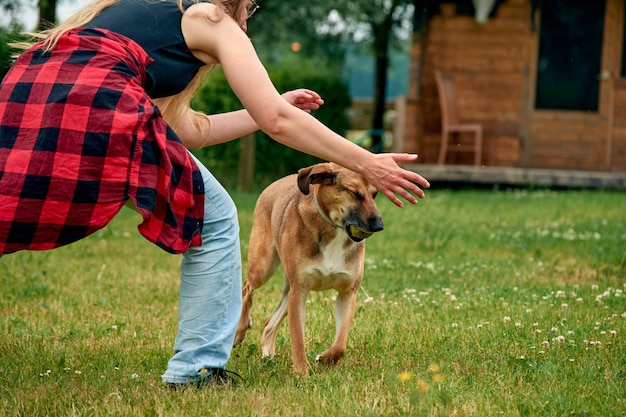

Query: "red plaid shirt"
left=0, top=29, right=204, bottom=254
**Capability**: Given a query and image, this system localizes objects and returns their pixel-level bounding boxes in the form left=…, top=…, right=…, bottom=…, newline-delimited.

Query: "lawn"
left=1, top=187, right=624, bottom=416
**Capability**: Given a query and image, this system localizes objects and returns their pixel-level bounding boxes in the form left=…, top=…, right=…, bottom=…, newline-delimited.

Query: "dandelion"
left=416, top=378, right=430, bottom=393
left=432, top=373, right=444, bottom=384
left=428, top=363, right=441, bottom=373
left=398, top=371, right=413, bottom=382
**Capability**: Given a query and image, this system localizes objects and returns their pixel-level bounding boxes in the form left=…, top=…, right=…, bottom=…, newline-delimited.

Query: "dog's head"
left=297, top=163, right=383, bottom=242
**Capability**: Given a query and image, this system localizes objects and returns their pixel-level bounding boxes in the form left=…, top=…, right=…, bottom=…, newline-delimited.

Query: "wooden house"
left=401, top=0, right=626, bottom=177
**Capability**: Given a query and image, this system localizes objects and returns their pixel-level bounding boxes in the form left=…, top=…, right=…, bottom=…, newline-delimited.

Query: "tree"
left=37, top=0, right=59, bottom=30
left=335, top=0, right=413, bottom=151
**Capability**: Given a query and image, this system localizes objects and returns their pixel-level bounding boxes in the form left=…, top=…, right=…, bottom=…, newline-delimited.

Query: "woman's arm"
left=181, top=3, right=429, bottom=206
left=177, top=89, right=324, bottom=148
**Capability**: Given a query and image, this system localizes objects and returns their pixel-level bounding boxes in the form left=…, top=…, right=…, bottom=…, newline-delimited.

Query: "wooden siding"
left=402, top=0, right=626, bottom=173
left=612, top=80, right=626, bottom=171
left=403, top=0, right=531, bottom=166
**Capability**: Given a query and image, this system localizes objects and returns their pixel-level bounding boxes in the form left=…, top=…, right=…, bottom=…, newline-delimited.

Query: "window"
left=535, top=0, right=605, bottom=111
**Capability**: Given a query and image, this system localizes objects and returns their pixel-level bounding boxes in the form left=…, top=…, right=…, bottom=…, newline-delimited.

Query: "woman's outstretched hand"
left=363, top=153, right=430, bottom=208
left=282, top=89, right=324, bottom=113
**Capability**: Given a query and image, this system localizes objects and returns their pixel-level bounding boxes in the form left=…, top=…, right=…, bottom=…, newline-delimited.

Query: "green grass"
left=1, top=188, right=625, bottom=416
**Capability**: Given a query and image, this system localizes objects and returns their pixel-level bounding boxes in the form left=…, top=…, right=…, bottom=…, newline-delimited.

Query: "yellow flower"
left=432, top=373, right=444, bottom=384
left=428, top=363, right=441, bottom=373
left=398, top=371, right=413, bottom=382
left=416, top=378, right=430, bottom=393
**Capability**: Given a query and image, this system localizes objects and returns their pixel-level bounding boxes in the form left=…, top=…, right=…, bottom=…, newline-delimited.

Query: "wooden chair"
left=434, top=70, right=483, bottom=166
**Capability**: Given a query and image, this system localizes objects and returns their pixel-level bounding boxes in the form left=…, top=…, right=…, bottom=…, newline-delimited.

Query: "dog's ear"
left=297, top=164, right=336, bottom=195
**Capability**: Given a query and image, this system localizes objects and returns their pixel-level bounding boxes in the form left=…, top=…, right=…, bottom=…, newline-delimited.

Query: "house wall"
left=403, top=0, right=626, bottom=172
left=403, top=0, right=531, bottom=166
left=612, top=80, right=626, bottom=171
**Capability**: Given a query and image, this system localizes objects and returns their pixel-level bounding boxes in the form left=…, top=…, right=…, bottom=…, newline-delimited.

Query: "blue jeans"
left=161, top=153, right=242, bottom=384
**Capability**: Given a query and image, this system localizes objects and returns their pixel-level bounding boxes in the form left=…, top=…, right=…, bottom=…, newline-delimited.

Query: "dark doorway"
left=535, top=0, right=606, bottom=111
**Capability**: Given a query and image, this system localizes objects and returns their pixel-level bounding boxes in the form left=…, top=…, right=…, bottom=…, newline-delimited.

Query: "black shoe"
left=168, top=368, right=243, bottom=391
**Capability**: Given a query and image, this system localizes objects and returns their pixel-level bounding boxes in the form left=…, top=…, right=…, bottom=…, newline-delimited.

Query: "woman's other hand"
left=281, top=89, right=324, bottom=113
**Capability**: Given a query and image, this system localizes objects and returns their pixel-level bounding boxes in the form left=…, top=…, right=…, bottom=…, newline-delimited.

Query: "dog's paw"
left=315, top=354, right=322, bottom=363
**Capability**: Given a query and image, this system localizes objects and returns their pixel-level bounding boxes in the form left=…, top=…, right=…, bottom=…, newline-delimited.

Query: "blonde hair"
left=13, top=0, right=252, bottom=136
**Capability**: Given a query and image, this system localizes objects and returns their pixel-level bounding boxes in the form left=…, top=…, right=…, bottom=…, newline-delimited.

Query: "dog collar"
left=314, top=187, right=342, bottom=228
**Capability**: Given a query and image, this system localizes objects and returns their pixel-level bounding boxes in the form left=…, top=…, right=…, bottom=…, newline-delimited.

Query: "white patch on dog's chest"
left=302, top=233, right=360, bottom=291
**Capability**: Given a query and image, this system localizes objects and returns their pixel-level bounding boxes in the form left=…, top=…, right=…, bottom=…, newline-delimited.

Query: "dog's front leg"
left=316, top=289, right=357, bottom=366
left=287, top=284, right=309, bottom=375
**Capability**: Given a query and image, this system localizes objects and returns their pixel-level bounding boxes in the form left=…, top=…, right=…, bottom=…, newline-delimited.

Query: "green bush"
left=191, top=57, right=351, bottom=190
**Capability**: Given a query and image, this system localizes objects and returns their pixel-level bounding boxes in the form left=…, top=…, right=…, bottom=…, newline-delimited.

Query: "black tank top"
left=85, top=0, right=207, bottom=98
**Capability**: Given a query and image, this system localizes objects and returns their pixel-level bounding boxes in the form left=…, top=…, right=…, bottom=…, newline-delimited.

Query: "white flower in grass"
left=503, top=316, right=511, bottom=323
left=74, top=370, right=82, bottom=375
left=592, top=284, right=599, bottom=291
left=131, top=373, right=139, bottom=379
left=515, top=322, right=521, bottom=328
left=561, top=303, right=568, bottom=310
left=556, top=335, right=565, bottom=344
left=535, top=329, right=542, bottom=335
left=542, top=341, right=550, bottom=348
left=610, top=330, right=617, bottom=337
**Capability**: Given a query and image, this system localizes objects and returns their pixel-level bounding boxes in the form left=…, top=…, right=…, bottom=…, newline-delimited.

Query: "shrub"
left=191, top=56, right=351, bottom=190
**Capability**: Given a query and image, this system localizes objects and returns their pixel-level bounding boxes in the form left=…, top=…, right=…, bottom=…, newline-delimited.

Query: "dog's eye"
left=352, top=191, right=364, bottom=201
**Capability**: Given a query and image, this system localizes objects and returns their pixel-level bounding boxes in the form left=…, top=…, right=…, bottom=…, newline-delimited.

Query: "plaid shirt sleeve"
left=0, top=29, right=204, bottom=255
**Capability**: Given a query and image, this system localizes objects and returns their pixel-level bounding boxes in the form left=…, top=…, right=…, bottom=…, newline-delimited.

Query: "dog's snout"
left=369, top=216, right=384, bottom=233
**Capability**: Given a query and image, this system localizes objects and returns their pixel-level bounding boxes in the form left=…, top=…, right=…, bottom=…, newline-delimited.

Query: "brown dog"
left=234, top=162, right=383, bottom=375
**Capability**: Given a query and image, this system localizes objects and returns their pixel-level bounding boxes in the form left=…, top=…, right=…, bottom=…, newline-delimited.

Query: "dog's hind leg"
left=235, top=209, right=280, bottom=346
left=316, top=289, right=357, bottom=366
left=260, top=277, right=290, bottom=359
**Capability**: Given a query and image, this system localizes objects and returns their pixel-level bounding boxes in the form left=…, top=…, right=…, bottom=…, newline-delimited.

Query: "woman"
left=0, top=0, right=429, bottom=387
